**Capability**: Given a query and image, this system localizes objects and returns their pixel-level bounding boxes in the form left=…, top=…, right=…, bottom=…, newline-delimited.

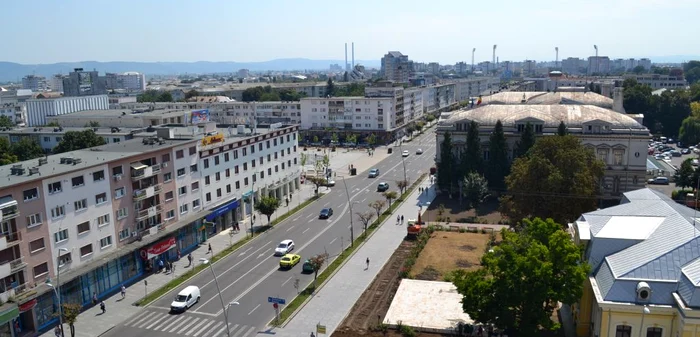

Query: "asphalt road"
left=104, top=130, right=438, bottom=337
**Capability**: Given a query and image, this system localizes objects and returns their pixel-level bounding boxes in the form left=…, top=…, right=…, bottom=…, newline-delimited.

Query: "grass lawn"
left=409, top=231, right=497, bottom=280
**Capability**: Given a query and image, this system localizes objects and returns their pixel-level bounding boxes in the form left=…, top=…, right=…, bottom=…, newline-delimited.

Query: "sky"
left=4, top=0, right=699, bottom=65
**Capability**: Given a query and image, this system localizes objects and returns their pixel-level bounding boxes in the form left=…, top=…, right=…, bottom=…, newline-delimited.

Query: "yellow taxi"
left=279, top=254, right=301, bottom=269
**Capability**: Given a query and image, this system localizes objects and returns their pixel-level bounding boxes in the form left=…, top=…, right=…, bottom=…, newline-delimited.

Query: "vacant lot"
left=410, top=231, right=495, bottom=280
left=423, top=196, right=505, bottom=224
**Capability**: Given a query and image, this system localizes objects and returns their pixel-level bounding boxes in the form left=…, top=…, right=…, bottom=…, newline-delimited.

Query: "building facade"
left=0, top=103, right=26, bottom=126
left=25, top=95, right=109, bottom=127
left=62, top=69, right=107, bottom=97
left=104, top=72, right=146, bottom=92
left=624, top=74, right=688, bottom=90
left=588, top=56, right=612, bottom=74
left=0, top=126, right=133, bottom=152
left=49, top=75, right=65, bottom=93
left=21, top=76, right=46, bottom=91
left=381, top=51, right=413, bottom=83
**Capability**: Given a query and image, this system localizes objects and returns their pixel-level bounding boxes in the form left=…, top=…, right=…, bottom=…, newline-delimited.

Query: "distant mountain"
left=0, top=58, right=381, bottom=82
left=647, top=55, right=700, bottom=64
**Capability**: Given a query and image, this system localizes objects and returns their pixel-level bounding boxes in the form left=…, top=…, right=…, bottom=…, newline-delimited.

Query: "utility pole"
left=340, top=177, right=354, bottom=246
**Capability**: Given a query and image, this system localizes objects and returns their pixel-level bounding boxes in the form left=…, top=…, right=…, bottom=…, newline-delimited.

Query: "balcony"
left=131, top=163, right=161, bottom=181
left=0, top=197, right=19, bottom=222
left=133, top=184, right=162, bottom=201
left=0, top=232, right=21, bottom=251
left=135, top=205, right=163, bottom=221
left=9, top=257, right=26, bottom=273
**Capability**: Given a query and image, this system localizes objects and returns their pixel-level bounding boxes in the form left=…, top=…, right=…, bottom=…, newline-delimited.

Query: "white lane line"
left=292, top=216, right=301, bottom=221
left=303, top=228, right=310, bottom=234
left=360, top=197, right=366, bottom=202
left=180, top=317, right=201, bottom=334
left=185, top=319, right=208, bottom=336
left=144, top=313, right=170, bottom=329
left=248, top=303, right=261, bottom=315
left=337, top=204, right=344, bottom=209
left=166, top=316, right=193, bottom=333
left=211, top=324, right=228, bottom=337
left=230, top=325, right=246, bottom=337
left=306, top=213, right=314, bottom=219
left=198, top=321, right=223, bottom=337
left=242, top=326, right=257, bottom=337
left=127, top=310, right=157, bottom=327
left=282, top=276, right=292, bottom=286
left=199, top=240, right=271, bottom=291
left=153, top=314, right=179, bottom=331
left=257, top=248, right=270, bottom=259
left=238, top=246, right=253, bottom=257
left=329, top=237, right=337, bottom=245
left=134, top=312, right=165, bottom=328
left=286, top=225, right=295, bottom=232
left=323, top=202, right=330, bottom=207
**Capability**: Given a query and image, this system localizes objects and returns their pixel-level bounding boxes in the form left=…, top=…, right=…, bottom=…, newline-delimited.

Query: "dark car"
left=377, top=182, right=389, bottom=192
left=319, top=208, right=333, bottom=219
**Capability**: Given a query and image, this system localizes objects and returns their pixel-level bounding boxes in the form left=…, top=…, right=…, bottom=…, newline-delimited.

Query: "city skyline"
left=4, top=0, right=700, bottom=65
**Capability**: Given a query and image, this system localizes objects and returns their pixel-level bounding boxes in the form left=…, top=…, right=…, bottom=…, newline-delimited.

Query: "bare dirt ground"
left=423, top=196, right=505, bottom=224
left=410, top=232, right=496, bottom=280
left=333, top=240, right=417, bottom=336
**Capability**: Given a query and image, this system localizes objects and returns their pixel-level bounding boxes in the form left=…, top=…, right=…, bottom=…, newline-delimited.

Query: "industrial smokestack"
left=345, top=43, right=348, bottom=72
left=471, top=48, right=476, bottom=72
left=492, top=45, right=497, bottom=72
left=352, top=42, right=355, bottom=69
left=555, top=47, right=559, bottom=68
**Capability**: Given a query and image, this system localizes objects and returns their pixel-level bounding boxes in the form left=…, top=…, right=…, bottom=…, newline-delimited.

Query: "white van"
left=170, top=285, right=200, bottom=312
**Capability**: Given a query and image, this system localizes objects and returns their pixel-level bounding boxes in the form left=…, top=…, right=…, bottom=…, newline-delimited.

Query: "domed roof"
left=123, top=71, right=140, bottom=75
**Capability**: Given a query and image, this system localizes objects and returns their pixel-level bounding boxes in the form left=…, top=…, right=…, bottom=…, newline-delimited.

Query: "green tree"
left=486, top=120, right=509, bottom=190
left=675, top=158, right=696, bottom=190
left=0, top=116, right=13, bottom=128
left=331, top=133, right=339, bottom=144
left=459, top=120, right=482, bottom=177
left=515, top=122, right=535, bottom=158
left=369, top=200, right=386, bottom=218
left=453, top=218, right=590, bottom=337
left=425, top=114, right=436, bottom=122
left=356, top=211, right=374, bottom=233
left=84, top=121, right=100, bottom=127
left=308, top=253, right=328, bottom=288
left=326, top=78, right=335, bottom=96
left=0, top=138, right=18, bottom=165
left=259, top=91, right=281, bottom=101
left=254, top=196, right=281, bottom=226
left=683, top=60, right=700, bottom=84
left=437, top=132, right=455, bottom=192
left=679, top=116, right=700, bottom=145
left=242, top=86, right=264, bottom=102
left=462, top=172, right=489, bottom=211
left=61, top=302, right=82, bottom=337
left=397, top=180, right=408, bottom=194
left=500, top=135, right=605, bottom=226
left=632, top=65, right=646, bottom=74
left=306, top=176, right=326, bottom=194
left=383, top=191, right=398, bottom=209
left=690, top=83, right=700, bottom=103
left=366, top=133, right=377, bottom=146
left=184, top=89, right=200, bottom=100
left=658, top=89, right=691, bottom=137
left=11, top=137, right=44, bottom=161
left=53, top=130, right=106, bottom=154
left=557, top=121, right=567, bottom=136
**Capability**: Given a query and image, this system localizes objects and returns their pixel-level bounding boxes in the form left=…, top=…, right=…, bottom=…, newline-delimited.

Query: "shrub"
left=399, top=324, right=417, bottom=337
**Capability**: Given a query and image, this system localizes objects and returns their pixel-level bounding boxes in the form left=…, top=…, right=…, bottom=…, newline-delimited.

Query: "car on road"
left=319, top=208, right=334, bottom=219
left=324, top=179, right=336, bottom=187
left=302, top=259, right=315, bottom=273
left=402, top=150, right=409, bottom=157
left=647, top=177, right=670, bottom=185
left=279, top=254, right=301, bottom=269
left=170, top=286, right=200, bottom=312
left=416, top=148, right=423, bottom=155
left=682, top=148, right=691, bottom=155
left=368, top=168, right=379, bottom=178
left=377, top=182, right=389, bottom=192
left=274, top=240, right=295, bottom=256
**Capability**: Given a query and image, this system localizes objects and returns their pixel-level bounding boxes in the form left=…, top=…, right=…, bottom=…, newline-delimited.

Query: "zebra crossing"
left=124, top=309, right=257, bottom=337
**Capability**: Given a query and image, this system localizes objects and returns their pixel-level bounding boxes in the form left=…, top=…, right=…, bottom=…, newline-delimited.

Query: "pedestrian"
left=366, top=257, right=370, bottom=269
left=158, top=259, right=164, bottom=272
left=208, top=243, right=212, bottom=255
left=397, top=215, right=400, bottom=224
left=177, top=249, right=181, bottom=260
left=54, top=325, right=60, bottom=337
left=120, top=285, right=126, bottom=299
left=401, top=215, right=404, bottom=224
left=100, top=301, right=106, bottom=314
left=92, top=292, right=98, bottom=305
left=187, top=253, right=193, bottom=267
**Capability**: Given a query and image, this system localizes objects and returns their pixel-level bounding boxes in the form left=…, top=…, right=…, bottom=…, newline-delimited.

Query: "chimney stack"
left=345, top=43, right=348, bottom=72
left=352, top=42, right=355, bottom=69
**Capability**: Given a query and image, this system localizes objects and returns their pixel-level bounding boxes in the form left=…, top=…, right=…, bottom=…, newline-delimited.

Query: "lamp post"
left=638, top=305, right=650, bottom=337
left=200, top=258, right=230, bottom=337
left=48, top=247, right=69, bottom=337
left=340, top=176, right=354, bottom=246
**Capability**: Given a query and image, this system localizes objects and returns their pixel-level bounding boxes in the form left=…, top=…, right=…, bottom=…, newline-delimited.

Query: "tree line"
left=0, top=129, right=106, bottom=166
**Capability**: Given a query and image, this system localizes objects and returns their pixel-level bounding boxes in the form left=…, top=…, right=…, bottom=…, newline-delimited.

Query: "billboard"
left=191, top=109, right=210, bottom=124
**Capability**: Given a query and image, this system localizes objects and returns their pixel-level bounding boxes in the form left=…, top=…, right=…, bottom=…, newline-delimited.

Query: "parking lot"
left=647, top=140, right=700, bottom=197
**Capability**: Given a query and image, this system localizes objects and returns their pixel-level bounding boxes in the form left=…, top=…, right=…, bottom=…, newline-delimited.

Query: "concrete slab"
left=383, top=279, right=473, bottom=333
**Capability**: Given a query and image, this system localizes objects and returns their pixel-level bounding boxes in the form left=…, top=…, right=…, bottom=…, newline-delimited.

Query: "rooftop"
left=51, top=108, right=189, bottom=119
left=481, top=91, right=613, bottom=108
left=0, top=126, right=135, bottom=136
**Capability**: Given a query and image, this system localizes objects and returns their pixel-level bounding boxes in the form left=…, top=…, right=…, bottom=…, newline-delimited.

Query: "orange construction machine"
left=406, top=212, right=425, bottom=238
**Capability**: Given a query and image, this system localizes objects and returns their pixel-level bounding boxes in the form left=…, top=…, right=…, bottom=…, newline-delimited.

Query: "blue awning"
left=205, top=199, right=240, bottom=221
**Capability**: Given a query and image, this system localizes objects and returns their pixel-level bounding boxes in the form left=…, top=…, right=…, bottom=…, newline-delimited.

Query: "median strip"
left=135, top=193, right=325, bottom=307
left=273, top=173, right=428, bottom=326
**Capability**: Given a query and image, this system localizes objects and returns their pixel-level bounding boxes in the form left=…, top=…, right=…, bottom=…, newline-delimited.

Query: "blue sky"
left=4, top=0, right=699, bottom=64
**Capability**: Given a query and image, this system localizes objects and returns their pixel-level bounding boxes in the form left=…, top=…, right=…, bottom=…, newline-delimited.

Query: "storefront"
left=204, top=199, right=240, bottom=236
left=0, top=304, right=19, bottom=337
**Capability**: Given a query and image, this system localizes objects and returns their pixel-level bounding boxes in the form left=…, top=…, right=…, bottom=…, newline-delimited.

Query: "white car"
left=171, top=286, right=200, bottom=312
left=402, top=150, right=409, bottom=157
left=416, top=149, right=423, bottom=155
left=274, top=240, right=295, bottom=256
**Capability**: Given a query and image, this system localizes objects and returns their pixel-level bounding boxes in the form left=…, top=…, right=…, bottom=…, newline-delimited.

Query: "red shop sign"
left=146, top=237, right=176, bottom=259
left=19, top=299, right=37, bottom=313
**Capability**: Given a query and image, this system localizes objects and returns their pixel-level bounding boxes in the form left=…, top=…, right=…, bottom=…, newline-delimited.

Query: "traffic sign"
left=273, top=303, right=278, bottom=309
left=268, top=297, right=286, bottom=305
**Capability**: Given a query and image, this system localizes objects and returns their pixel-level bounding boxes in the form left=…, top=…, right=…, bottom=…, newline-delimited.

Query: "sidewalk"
left=301, top=146, right=390, bottom=177
left=40, top=183, right=317, bottom=337
left=263, top=176, right=436, bottom=337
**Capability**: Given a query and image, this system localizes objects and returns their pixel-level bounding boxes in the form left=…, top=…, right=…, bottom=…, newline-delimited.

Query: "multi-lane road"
left=104, top=130, right=438, bottom=337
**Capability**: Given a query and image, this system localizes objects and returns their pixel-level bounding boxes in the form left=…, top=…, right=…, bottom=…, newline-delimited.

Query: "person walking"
left=401, top=215, right=404, bottom=224
left=365, top=257, right=370, bottom=270
left=208, top=243, right=213, bottom=255
left=54, top=325, right=61, bottom=337
left=92, top=292, right=98, bottom=305
left=99, top=301, right=106, bottom=314
left=120, top=285, right=126, bottom=299
left=187, top=253, right=193, bottom=267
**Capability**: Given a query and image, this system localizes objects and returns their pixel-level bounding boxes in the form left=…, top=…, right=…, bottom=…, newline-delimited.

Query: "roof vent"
left=636, top=281, right=651, bottom=302
left=72, top=158, right=82, bottom=165
left=38, top=158, right=47, bottom=166
left=10, top=164, right=25, bottom=176
left=28, top=167, right=40, bottom=176
left=60, top=157, right=74, bottom=164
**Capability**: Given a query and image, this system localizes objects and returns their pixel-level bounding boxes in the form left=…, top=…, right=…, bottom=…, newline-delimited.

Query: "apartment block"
left=623, top=74, right=688, bottom=89
left=300, top=96, right=394, bottom=132
left=381, top=51, right=413, bottom=83
left=588, top=56, right=611, bottom=74
left=0, top=103, right=26, bottom=126
left=62, top=68, right=107, bottom=97
left=21, top=75, right=46, bottom=91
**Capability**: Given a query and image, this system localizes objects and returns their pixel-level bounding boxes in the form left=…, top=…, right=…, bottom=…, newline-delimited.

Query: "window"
left=266, top=140, right=270, bottom=148
left=252, top=160, right=256, bottom=168
left=204, top=159, right=210, bottom=169
left=234, top=150, right=239, bottom=159
left=235, top=181, right=240, bottom=189
left=176, top=149, right=184, bottom=159
left=193, top=199, right=201, bottom=209
left=29, top=238, right=45, bottom=253
left=165, top=210, right=175, bottom=220
left=268, top=168, right=272, bottom=176
left=243, top=163, right=248, bottom=170
left=118, top=228, right=130, bottom=241
left=206, top=193, right=211, bottom=202
left=162, top=153, right=170, bottom=163
left=205, top=176, right=211, bottom=185
left=54, top=229, right=68, bottom=243
left=226, top=168, right=230, bottom=177
left=80, top=244, right=93, bottom=257
left=116, top=208, right=128, bottom=220
left=226, top=184, right=231, bottom=193
left=191, top=182, right=199, bottom=191
left=100, top=236, right=113, bottom=249
left=244, top=177, right=249, bottom=186
left=267, top=154, right=271, bottom=162
left=97, top=214, right=109, bottom=227
left=616, top=325, right=632, bottom=337
left=189, top=146, right=196, bottom=155
left=26, top=213, right=42, bottom=227
left=33, top=262, right=49, bottom=278
left=114, top=187, right=125, bottom=199
left=224, top=153, right=230, bottom=162
left=180, top=204, right=188, bottom=214
left=235, top=165, right=239, bottom=174
left=72, top=176, right=84, bottom=187
left=647, top=327, right=662, bottom=337
left=179, top=186, right=187, bottom=196
left=74, top=199, right=88, bottom=211
left=95, top=193, right=107, bottom=205
left=112, top=166, right=123, bottom=177
left=216, top=188, right=222, bottom=197
left=51, top=205, right=65, bottom=219
left=93, top=170, right=105, bottom=182
left=242, top=148, right=247, bottom=156
left=275, top=165, right=279, bottom=173
left=164, top=172, right=172, bottom=182
left=215, top=156, right=220, bottom=165
left=613, top=149, right=625, bottom=166
left=23, top=188, right=39, bottom=201
left=534, top=124, right=543, bottom=133
left=165, top=191, right=174, bottom=201
left=48, top=181, right=62, bottom=194
left=190, top=164, right=198, bottom=172
left=77, top=221, right=90, bottom=234
left=259, top=143, right=263, bottom=151
left=216, top=172, right=221, bottom=181
left=597, top=149, right=609, bottom=163
left=177, top=168, right=186, bottom=177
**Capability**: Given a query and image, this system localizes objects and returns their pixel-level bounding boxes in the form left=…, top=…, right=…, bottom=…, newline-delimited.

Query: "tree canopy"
left=0, top=116, right=13, bottom=128
left=459, top=120, right=482, bottom=177
left=11, top=137, right=44, bottom=161
left=462, top=172, right=489, bottom=211
left=137, top=90, right=172, bottom=103
left=557, top=121, right=567, bottom=136
left=515, top=122, right=535, bottom=158
left=500, top=135, right=605, bottom=225
left=254, top=196, right=281, bottom=226
left=437, top=132, right=455, bottom=192
left=486, top=120, right=509, bottom=190
left=242, top=86, right=306, bottom=102
left=453, top=218, right=590, bottom=337
left=684, top=60, right=700, bottom=84
left=53, top=130, right=106, bottom=154
left=675, top=158, right=697, bottom=190
left=0, top=138, right=18, bottom=165
left=679, top=102, right=700, bottom=145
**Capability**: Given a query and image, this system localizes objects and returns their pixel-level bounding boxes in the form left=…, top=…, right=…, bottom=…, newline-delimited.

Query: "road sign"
left=273, top=303, right=278, bottom=309
left=268, top=297, right=286, bottom=305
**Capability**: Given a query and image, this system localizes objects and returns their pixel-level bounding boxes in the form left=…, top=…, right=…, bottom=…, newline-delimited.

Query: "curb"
left=135, top=192, right=327, bottom=308
left=274, top=175, right=429, bottom=328
left=98, top=325, right=116, bottom=336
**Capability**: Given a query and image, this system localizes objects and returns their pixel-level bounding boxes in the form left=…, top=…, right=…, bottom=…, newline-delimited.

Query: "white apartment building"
left=588, top=56, right=611, bottom=74
left=120, top=72, right=147, bottom=92
left=300, top=97, right=394, bottom=131
left=172, top=142, right=203, bottom=224
left=562, top=58, right=585, bottom=75
left=450, top=78, right=495, bottom=102
left=26, top=95, right=109, bottom=127
left=49, top=75, right=65, bottom=93
left=624, top=74, right=688, bottom=89
left=43, top=163, right=116, bottom=274
left=404, top=88, right=424, bottom=122
left=22, top=75, right=46, bottom=91
left=0, top=127, right=134, bottom=151
left=0, top=103, right=26, bottom=126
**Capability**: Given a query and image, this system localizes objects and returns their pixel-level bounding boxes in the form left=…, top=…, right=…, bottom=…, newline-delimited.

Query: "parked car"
left=368, top=168, right=380, bottom=178
left=377, top=182, right=390, bottom=192
left=671, top=150, right=682, bottom=157
left=319, top=208, right=334, bottom=219
left=647, top=177, right=670, bottom=185
left=682, top=148, right=691, bottom=155
left=274, top=240, right=295, bottom=256
left=170, top=286, right=200, bottom=312
left=324, top=179, right=336, bottom=187
left=279, top=254, right=301, bottom=269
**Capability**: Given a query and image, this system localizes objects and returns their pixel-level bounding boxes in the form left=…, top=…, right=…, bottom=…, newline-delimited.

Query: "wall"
left=172, top=143, right=202, bottom=224
left=26, top=95, right=109, bottom=127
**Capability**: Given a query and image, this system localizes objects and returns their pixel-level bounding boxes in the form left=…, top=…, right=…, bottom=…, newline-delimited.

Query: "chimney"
left=352, top=42, right=355, bottom=69
left=613, top=87, right=626, bottom=113
left=345, top=43, right=348, bottom=72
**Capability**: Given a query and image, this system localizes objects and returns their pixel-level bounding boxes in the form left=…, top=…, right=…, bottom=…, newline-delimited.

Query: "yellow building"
left=571, top=188, right=700, bottom=337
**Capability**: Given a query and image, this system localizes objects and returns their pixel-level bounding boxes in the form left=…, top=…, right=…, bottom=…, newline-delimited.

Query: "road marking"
left=257, top=249, right=270, bottom=259
left=337, top=203, right=344, bottom=209
left=144, top=312, right=170, bottom=329
left=231, top=325, right=246, bottom=337
left=238, top=246, right=253, bottom=257
left=303, top=228, right=310, bottom=234
left=134, top=312, right=165, bottom=328
left=292, top=216, right=300, bottom=221
left=242, top=326, right=257, bottom=337
left=166, top=316, right=193, bottom=333
left=360, top=197, right=366, bottom=202
left=211, top=324, right=228, bottom=337
left=306, top=213, right=314, bottom=219
left=152, top=314, right=178, bottom=331
left=248, top=303, right=261, bottom=315
left=127, top=310, right=157, bottom=327
left=200, top=239, right=271, bottom=289
left=180, top=317, right=201, bottom=334
left=286, top=225, right=295, bottom=232
left=323, top=202, right=330, bottom=207
left=185, top=319, right=208, bottom=336
left=282, top=276, right=292, bottom=286
left=198, top=321, right=223, bottom=337
left=329, top=237, right=337, bottom=245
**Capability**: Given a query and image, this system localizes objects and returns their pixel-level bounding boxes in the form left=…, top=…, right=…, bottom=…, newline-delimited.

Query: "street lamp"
left=48, top=247, right=69, bottom=337
left=225, top=301, right=240, bottom=322
left=340, top=177, right=354, bottom=246
left=200, top=258, right=231, bottom=337
left=638, top=305, right=650, bottom=337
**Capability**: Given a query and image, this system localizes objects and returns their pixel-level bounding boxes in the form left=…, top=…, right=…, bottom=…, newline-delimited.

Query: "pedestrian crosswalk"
left=124, top=309, right=258, bottom=337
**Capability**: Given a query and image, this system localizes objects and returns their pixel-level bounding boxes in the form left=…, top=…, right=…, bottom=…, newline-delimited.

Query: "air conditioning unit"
left=161, top=162, right=168, bottom=168
left=113, top=174, right=122, bottom=181
left=130, top=232, right=138, bottom=237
